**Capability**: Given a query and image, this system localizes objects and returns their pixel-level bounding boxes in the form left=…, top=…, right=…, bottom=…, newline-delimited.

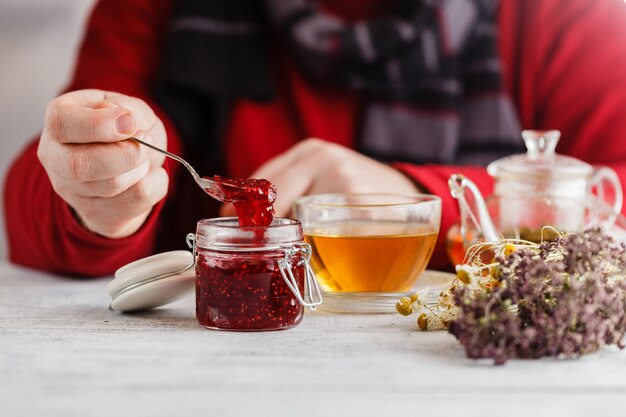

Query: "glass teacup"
left=293, top=194, right=441, bottom=293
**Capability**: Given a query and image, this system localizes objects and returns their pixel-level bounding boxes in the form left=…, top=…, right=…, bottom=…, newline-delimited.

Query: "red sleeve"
left=525, top=0, right=626, bottom=179
left=397, top=0, right=626, bottom=269
left=3, top=0, right=181, bottom=277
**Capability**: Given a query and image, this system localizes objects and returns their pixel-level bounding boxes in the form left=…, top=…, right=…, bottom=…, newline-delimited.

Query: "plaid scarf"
left=156, top=0, right=522, bottom=167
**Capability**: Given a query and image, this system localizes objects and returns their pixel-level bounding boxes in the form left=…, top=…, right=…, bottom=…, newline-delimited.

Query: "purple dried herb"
left=448, top=228, right=626, bottom=365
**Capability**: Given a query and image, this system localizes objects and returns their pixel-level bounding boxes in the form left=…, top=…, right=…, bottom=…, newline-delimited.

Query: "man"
left=5, top=0, right=626, bottom=275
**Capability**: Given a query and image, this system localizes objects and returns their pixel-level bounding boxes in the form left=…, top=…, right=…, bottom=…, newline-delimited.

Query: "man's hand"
left=221, top=138, right=420, bottom=217
left=37, top=89, right=168, bottom=238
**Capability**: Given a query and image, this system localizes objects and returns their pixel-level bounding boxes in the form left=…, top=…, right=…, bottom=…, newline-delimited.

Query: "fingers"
left=70, top=139, right=148, bottom=182
left=217, top=138, right=420, bottom=220
left=46, top=99, right=135, bottom=144
left=69, top=166, right=169, bottom=234
left=250, top=138, right=324, bottom=180
left=219, top=203, right=236, bottom=217
left=37, top=90, right=170, bottom=238
left=41, top=135, right=149, bottom=182
left=44, top=90, right=161, bottom=145
left=232, top=139, right=328, bottom=217
left=266, top=163, right=315, bottom=217
left=100, top=166, right=169, bottom=218
left=60, top=160, right=151, bottom=198
left=102, top=93, right=159, bottom=132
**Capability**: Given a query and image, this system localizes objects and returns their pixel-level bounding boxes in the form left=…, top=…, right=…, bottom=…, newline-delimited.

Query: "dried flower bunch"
left=396, top=228, right=626, bottom=364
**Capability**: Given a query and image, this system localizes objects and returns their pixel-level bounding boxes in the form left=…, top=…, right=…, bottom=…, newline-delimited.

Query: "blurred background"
left=1, top=0, right=625, bottom=262
left=0, top=0, right=95, bottom=259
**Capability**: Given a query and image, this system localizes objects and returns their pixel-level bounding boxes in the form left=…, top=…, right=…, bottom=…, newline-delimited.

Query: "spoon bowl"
left=130, top=137, right=248, bottom=201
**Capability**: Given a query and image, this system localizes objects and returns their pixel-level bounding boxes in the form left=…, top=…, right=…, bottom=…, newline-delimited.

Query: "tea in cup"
left=294, top=194, right=441, bottom=293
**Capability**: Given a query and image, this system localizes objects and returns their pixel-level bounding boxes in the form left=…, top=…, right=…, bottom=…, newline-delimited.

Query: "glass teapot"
left=446, top=130, right=623, bottom=265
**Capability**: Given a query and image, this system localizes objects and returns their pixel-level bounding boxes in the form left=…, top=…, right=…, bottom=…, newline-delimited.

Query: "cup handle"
left=590, top=167, right=623, bottom=218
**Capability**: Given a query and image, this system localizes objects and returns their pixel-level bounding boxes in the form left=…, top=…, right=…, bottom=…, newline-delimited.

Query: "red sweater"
left=5, top=0, right=626, bottom=276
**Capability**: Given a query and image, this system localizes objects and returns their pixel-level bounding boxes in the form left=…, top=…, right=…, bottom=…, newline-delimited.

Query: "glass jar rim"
left=195, top=217, right=304, bottom=250
left=197, top=217, right=301, bottom=229
left=293, top=193, right=441, bottom=208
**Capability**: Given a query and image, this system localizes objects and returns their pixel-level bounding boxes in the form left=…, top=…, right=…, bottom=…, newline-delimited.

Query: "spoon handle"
left=130, top=137, right=201, bottom=182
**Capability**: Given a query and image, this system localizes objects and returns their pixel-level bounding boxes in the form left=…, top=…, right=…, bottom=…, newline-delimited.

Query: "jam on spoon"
left=202, top=176, right=277, bottom=227
left=129, top=137, right=276, bottom=226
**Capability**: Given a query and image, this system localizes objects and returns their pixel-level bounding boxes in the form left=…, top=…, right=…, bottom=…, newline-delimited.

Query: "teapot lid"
left=487, top=130, right=593, bottom=180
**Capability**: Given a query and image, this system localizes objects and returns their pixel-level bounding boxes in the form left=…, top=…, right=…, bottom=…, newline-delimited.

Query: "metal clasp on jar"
left=277, top=243, right=323, bottom=310
left=185, top=233, right=198, bottom=269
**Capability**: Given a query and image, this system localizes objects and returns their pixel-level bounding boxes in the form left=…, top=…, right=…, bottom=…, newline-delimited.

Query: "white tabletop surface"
left=1, top=261, right=625, bottom=417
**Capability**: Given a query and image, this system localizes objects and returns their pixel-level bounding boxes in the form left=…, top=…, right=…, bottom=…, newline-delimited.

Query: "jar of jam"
left=193, top=217, right=322, bottom=331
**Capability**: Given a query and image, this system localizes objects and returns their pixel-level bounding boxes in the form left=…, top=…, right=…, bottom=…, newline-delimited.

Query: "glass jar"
left=193, top=217, right=321, bottom=331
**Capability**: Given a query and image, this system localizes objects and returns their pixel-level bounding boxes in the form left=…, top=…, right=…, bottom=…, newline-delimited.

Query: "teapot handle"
left=448, top=174, right=499, bottom=243
left=590, top=167, right=623, bottom=217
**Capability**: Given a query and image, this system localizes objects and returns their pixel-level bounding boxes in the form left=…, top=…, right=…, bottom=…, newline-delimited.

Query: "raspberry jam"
left=194, top=218, right=316, bottom=331
left=196, top=248, right=305, bottom=331
left=203, top=176, right=277, bottom=227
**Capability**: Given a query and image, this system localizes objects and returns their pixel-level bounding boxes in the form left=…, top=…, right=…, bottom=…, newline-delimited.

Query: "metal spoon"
left=130, top=136, right=238, bottom=201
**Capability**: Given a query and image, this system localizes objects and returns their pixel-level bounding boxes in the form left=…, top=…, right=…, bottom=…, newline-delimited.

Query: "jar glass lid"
left=487, top=130, right=593, bottom=180
left=107, top=250, right=194, bottom=312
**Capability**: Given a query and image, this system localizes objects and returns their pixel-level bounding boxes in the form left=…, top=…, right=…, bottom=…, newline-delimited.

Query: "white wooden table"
left=1, top=262, right=625, bottom=417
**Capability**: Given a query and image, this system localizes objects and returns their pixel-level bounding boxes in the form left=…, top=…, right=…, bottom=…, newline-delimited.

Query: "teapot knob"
left=522, top=130, right=560, bottom=159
